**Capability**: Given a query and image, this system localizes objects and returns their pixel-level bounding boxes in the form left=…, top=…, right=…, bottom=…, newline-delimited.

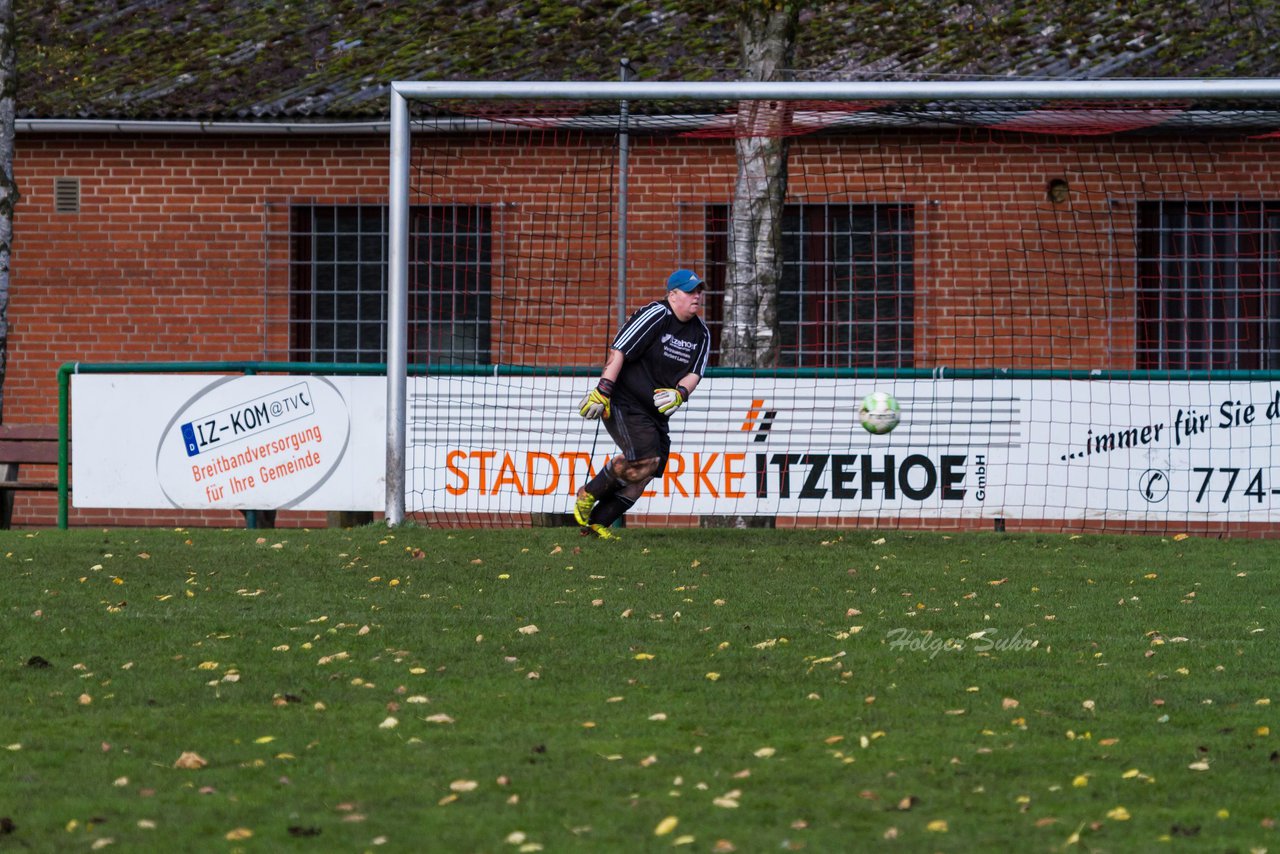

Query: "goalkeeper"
left=574, top=269, right=711, bottom=539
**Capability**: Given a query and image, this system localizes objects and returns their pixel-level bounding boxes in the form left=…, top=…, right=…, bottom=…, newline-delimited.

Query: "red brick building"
left=9, top=3, right=1280, bottom=529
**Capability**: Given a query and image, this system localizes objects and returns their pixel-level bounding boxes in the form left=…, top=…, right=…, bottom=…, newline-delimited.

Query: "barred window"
left=290, top=204, right=491, bottom=365
left=704, top=203, right=915, bottom=368
left=1137, top=200, right=1280, bottom=371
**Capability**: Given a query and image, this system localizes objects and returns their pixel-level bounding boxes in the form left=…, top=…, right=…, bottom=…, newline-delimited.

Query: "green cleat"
left=589, top=523, right=619, bottom=540
left=573, top=492, right=597, bottom=528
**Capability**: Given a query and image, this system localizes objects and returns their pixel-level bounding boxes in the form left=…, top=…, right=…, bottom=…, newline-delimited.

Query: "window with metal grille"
left=410, top=205, right=492, bottom=366
left=289, top=204, right=491, bottom=365
left=704, top=203, right=915, bottom=368
left=1137, top=201, right=1280, bottom=371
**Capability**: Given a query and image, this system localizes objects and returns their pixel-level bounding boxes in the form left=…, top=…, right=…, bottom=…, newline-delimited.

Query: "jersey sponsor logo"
left=660, top=333, right=700, bottom=363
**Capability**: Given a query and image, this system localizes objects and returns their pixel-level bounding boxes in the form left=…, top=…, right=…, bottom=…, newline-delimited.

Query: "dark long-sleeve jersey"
left=610, top=299, right=711, bottom=416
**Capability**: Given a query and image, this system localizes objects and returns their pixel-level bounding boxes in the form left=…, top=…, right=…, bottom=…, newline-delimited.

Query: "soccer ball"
left=858, top=391, right=901, bottom=435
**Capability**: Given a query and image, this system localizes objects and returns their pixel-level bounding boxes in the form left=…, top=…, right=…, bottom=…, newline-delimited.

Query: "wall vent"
left=54, top=177, right=80, bottom=213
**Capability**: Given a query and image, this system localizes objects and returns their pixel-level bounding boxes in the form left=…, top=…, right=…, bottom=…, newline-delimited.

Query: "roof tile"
left=16, top=0, right=1280, bottom=122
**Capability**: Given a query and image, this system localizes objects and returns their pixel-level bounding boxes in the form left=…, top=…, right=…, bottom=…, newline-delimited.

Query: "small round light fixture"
left=1047, top=178, right=1070, bottom=204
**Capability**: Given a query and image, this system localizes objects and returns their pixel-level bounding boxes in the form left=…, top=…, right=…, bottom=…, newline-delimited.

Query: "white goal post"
left=385, top=78, right=1280, bottom=528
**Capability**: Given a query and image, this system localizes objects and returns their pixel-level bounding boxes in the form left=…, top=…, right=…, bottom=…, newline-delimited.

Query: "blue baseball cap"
left=666, top=269, right=704, bottom=292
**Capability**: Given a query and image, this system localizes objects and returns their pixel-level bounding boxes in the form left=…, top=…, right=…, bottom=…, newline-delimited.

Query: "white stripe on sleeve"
left=611, top=302, right=669, bottom=355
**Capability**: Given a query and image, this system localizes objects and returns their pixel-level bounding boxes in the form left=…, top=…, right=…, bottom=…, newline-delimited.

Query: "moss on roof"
left=16, top=0, right=1280, bottom=121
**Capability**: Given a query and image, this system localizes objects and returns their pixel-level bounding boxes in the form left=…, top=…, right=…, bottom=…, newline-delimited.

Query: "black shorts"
left=604, top=398, right=670, bottom=476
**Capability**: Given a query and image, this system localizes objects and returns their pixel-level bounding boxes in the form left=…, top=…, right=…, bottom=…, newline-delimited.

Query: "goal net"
left=388, top=80, right=1280, bottom=535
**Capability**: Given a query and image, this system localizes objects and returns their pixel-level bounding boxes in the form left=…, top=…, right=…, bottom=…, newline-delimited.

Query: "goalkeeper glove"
left=653, top=385, right=690, bottom=415
left=578, top=378, right=614, bottom=420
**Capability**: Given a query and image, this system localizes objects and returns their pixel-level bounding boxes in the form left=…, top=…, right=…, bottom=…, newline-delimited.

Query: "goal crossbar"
left=390, top=78, right=1280, bottom=103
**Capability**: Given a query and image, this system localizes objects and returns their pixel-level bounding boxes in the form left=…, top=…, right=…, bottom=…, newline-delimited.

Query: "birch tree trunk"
left=0, top=0, right=16, bottom=422
left=721, top=1, right=798, bottom=370
left=702, top=3, right=798, bottom=529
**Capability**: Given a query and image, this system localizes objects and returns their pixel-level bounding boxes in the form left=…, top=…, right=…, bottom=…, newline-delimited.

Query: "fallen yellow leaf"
left=654, top=816, right=679, bottom=836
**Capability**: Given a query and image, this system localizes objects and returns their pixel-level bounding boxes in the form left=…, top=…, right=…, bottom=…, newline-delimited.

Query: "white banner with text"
left=407, top=376, right=1280, bottom=521
left=72, top=374, right=386, bottom=510
left=69, top=374, right=1280, bottom=520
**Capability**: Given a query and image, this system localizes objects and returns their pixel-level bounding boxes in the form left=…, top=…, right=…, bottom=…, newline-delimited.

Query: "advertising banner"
left=71, top=373, right=1280, bottom=521
left=72, top=374, right=386, bottom=510
left=407, top=376, right=1280, bottom=521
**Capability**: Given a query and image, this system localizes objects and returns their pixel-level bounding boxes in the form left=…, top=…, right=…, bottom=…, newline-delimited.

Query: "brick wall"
left=9, top=128, right=1280, bottom=528
left=12, top=133, right=394, bottom=527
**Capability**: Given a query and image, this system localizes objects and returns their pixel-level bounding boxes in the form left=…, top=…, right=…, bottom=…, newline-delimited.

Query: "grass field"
left=2, top=526, right=1277, bottom=852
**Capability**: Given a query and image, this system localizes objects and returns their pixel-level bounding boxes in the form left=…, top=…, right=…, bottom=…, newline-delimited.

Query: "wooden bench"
left=0, top=425, right=68, bottom=529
